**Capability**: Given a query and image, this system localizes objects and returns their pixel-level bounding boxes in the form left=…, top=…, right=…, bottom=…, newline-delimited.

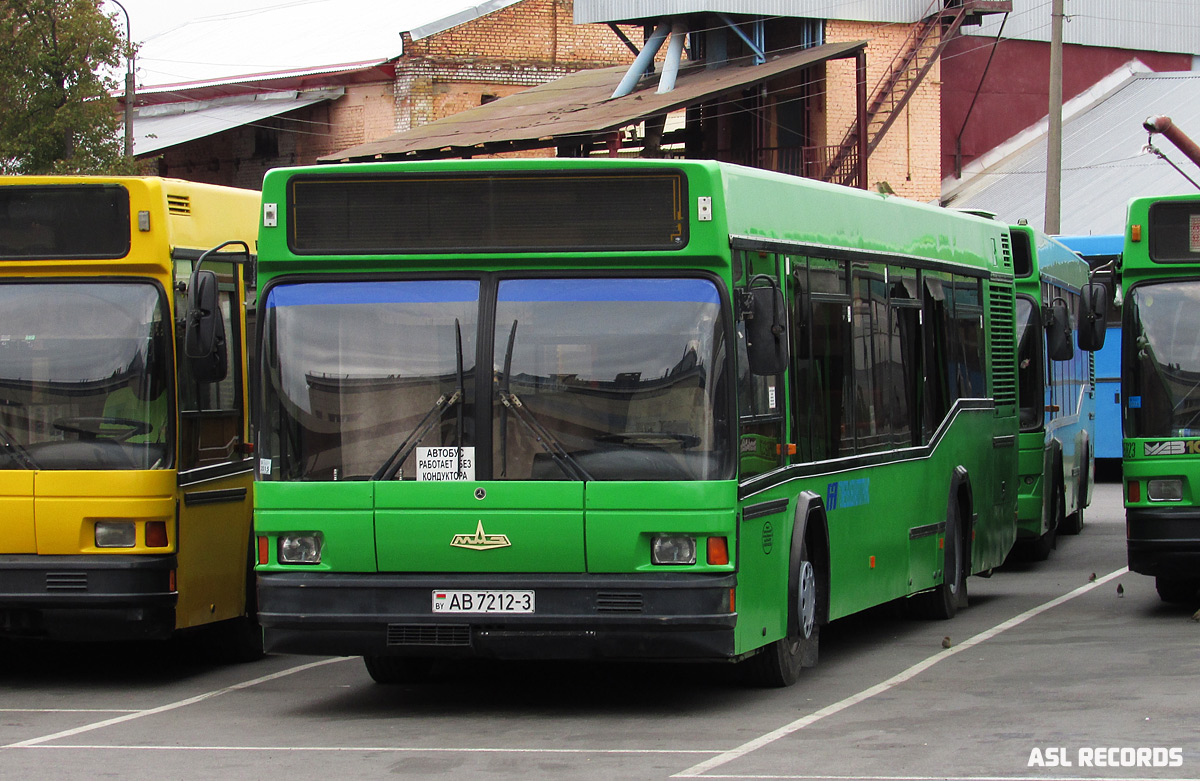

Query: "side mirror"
left=1077, top=281, right=1109, bottom=352
left=1044, top=298, right=1074, bottom=362
left=184, top=268, right=228, bottom=383
left=744, top=277, right=789, bottom=376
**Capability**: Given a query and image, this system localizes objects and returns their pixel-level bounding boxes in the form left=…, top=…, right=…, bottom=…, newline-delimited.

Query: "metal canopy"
left=321, top=40, right=866, bottom=162
left=129, top=89, right=344, bottom=156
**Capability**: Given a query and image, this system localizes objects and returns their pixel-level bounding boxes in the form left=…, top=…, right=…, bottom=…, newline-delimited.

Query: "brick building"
left=328, top=2, right=1009, bottom=203
left=127, top=0, right=639, bottom=189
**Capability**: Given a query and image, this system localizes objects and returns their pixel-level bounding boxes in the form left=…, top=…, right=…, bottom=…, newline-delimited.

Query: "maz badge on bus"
left=416, top=447, right=475, bottom=481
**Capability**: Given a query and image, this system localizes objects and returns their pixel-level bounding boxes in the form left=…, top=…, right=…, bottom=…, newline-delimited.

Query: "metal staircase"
left=822, top=0, right=1010, bottom=188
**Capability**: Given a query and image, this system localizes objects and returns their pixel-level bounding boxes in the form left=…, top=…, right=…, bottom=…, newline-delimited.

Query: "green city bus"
left=252, top=159, right=1019, bottom=686
left=1010, top=224, right=1096, bottom=559
left=1120, top=193, right=1200, bottom=603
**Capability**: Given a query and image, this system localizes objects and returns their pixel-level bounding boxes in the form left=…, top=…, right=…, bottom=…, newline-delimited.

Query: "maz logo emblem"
left=450, top=521, right=511, bottom=551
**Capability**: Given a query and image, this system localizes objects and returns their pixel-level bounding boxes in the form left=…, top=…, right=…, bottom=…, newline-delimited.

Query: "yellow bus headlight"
left=94, top=521, right=136, bottom=548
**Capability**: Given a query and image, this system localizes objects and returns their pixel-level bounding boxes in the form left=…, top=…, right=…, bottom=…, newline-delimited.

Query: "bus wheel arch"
left=743, top=491, right=827, bottom=687
left=914, top=468, right=971, bottom=619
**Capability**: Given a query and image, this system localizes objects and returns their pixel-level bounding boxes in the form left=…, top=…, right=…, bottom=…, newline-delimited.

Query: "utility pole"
left=111, top=0, right=134, bottom=159
left=1044, top=0, right=1064, bottom=234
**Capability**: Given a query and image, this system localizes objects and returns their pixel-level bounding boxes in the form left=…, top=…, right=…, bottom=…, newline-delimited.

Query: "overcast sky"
left=104, top=0, right=511, bottom=88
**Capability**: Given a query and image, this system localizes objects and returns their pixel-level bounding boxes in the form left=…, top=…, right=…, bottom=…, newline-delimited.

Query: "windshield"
left=259, top=280, right=479, bottom=481
left=493, top=278, right=733, bottom=481
left=1125, top=281, right=1200, bottom=438
left=1015, top=297, right=1043, bottom=430
left=0, top=282, right=171, bottom=470
left=259, top=276, right=735, bottom=482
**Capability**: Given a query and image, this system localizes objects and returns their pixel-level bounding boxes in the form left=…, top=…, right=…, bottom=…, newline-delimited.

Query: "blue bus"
left=1056, top=234, right=1122, bottom=474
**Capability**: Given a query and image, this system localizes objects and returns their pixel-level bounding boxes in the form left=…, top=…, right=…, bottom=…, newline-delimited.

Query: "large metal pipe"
left=1144, top=115, right=1200, bottom=169
left=656, top=21, right=688, bottom=94
left=611, top=20, right=671, bottom=99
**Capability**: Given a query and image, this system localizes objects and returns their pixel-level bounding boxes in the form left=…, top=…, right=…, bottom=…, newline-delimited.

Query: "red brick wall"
left=827, top=20, right=943, bottom=202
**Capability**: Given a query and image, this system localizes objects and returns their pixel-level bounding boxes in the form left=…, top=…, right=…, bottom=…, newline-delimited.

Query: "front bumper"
left=1126, top=507, right=1200, bottom=577
left=0, top=554, right=178, bottom=640
left=258, top=570, right=739, bottom=661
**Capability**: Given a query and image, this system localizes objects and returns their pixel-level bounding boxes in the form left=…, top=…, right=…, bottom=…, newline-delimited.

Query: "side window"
left=889, top=267, right=922, bottom=447
left=923, top=271, right=953, bottom=439
left=800, top=258, right=850, bottom=460
left=852, top=264, right=890, bottom=453
left=176, top=266, right=245, bottom=471
left=949, top=275, right=985, bottom=399
left=736, top=250, right=784, bottom=478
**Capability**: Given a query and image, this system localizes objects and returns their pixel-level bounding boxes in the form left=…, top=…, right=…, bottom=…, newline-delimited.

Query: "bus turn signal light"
left=1131, top=224, right=1142, bottom=242
left=257, top=536, right=270, bottom=565
left=707, top=536, right=730, bottom=565
left=145, top=521, right=168, bottom=548
left=1127, top=480, right=1141, bottom=503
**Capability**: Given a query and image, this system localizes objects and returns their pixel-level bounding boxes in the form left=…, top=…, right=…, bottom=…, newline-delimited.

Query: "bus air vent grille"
left=386, top=624, right=471, bottom=647
left=988, top=281, right=1017, bottom=409
left=45, top=572, right=88, bottom=591
left=596, top=592, right=644, bottom=613
left=167, top=195, right=192, bottom=216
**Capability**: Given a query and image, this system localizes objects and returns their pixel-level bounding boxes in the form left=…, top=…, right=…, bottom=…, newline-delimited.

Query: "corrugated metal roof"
left=128, top=89, right=344, bottom=156
left=322, top=40, right=865, bottom=161
left=942, top=71, right=1200, bottom=236
left=963, top=0, right=1200, bottom=56
left=574, top=0, right=933, bottom=24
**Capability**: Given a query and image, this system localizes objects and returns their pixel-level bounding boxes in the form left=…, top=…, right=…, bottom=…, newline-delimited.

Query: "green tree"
left=0, top=0, right=135, bottom=174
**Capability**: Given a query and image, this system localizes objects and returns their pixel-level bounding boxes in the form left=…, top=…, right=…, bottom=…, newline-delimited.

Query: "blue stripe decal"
left=265, top=280, right=479, bottom=308
left=497, top=278, right=719, bottom=304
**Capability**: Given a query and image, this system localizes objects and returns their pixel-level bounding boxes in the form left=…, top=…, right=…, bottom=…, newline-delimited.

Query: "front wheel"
left=1155, top=577, right=1200, bottom=605
left=744, top=538, right=820, bottom=687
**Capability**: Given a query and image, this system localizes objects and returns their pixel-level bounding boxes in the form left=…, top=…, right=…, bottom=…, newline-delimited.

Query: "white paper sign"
left=416, top=447, right=475, bottom=481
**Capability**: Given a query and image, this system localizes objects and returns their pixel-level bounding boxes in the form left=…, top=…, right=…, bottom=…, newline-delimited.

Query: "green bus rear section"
left=254, top=159, right=1018, bottom=664
left=1120, top=193, right=1200, bottom=591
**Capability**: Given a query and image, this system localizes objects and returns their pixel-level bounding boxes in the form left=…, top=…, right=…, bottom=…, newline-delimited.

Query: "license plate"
left=431, top=590, right=535, bottom=614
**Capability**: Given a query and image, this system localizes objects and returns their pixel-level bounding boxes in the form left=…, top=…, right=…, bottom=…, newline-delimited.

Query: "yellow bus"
left=0, top=176, right=261, bottom=656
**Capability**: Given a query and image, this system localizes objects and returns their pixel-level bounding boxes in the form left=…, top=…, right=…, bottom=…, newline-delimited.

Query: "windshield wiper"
left=496, top=319, right=592, bottom=482
left=371, top=319, right=465, bottom=481
left=0, top=420, right=38, bottom=470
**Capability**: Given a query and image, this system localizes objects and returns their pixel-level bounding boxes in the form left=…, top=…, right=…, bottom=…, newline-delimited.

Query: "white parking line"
left=674, top=567, right=1130, bottom=779
left=13, top=745, right=718, bottom=755
left=3, top=657, right=351, bottom=749
left=0, top=709, right=137, bottom=714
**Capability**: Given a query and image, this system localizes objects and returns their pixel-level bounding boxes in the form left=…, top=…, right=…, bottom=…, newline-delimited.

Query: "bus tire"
left=1155, top=577, right=1200, bottom=605
left=914, top=498, right=965, bottom=620
left=744, top=537, right=820, bottom=687
left=363, top=655, right=434, bottom=685
left=1061, top=444, right=1088, bottom=535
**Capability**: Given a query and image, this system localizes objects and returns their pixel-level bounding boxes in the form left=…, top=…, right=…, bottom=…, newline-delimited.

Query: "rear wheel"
left=1026, top=478, right=1063, bottom=562
left=744, top=538, right=820, bottom=687
left=363, top=655, right=435, bottom=684
left=914, top=500, right=965, bottom=619
left=1061, top=446, right=1087, bottom=535
left=1155, top=577, right=1200, bottom=605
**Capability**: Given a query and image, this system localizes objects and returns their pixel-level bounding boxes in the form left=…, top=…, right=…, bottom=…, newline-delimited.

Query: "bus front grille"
left=386, top=624, right=471, bottom=647
left=596, top=592, right=644, bottom=613
left=45, top=572, right=88, bottom=591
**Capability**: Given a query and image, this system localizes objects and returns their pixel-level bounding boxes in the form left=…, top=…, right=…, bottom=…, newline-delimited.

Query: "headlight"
left=1147, top=479, right=1183, bottom=502
left=95, top=521, right=136, bottom=548
left=279, top=533, right=323, bottom=564
left=651, top=534, right=696, bottom=565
